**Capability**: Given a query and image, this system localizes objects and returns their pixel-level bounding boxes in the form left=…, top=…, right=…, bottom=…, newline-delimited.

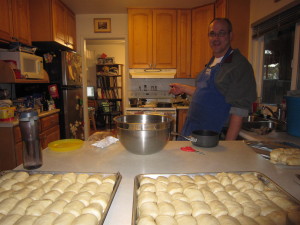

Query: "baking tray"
left=132, top=171, right=300, bottom=225
left=0, top=170, right=122, bottom=225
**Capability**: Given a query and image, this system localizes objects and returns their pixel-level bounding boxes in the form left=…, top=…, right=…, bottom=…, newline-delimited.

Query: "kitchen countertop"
left=15, top=140, right=300, bottom=225
left=0, top=109, right=60, bottom=128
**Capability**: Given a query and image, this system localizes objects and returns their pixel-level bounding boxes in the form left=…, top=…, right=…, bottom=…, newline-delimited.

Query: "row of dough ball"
left=270, top=148, right=300, bottom=166
left=0, top=172, right=117, bottom=225
left=136, top=173, right=300, bottom=225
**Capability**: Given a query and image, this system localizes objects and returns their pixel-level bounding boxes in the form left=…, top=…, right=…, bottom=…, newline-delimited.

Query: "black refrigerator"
left=43, top=51, right=84, bottom=140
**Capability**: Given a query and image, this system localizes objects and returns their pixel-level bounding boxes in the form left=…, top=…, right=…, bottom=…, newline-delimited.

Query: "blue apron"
left=181, top=48, right=233, bottom=137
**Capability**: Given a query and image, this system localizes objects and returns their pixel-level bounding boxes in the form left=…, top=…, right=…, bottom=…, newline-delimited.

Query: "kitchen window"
left=251, top=4, right=300, bottom=105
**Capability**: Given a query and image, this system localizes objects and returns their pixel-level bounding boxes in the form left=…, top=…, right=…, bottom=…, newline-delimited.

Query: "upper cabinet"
left=0, top=0, right=31, bottom=45
left=176, top=9, right=191, bottom=78
left=29, top=0, right=76, bottom=50
left=128, top=9, right=177, bottom=69
left=191, top=4, right=214, bottom=78
left=215, top=0, right=250, bottom=57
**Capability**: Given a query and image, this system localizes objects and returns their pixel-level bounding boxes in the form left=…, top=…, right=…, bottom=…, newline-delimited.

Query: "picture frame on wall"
left=94, top=18, right=111, bottom=33
left=105, top=57, right=115, bottom=64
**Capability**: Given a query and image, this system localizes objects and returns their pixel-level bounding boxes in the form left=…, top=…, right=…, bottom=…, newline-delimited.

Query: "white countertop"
left=15, top=140, right=300, bottom=225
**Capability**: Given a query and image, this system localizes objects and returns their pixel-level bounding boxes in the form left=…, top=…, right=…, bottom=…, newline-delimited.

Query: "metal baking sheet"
left=132, top=171, right=300, bottom=225
left=0, top=170, right=122, bottom=225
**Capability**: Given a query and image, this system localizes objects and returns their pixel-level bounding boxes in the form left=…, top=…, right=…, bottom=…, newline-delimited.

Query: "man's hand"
left=169, top=83, right=196, bottom=96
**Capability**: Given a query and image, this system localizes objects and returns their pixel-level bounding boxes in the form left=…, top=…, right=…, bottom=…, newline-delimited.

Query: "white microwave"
left=0, top=52, right=44, bottom=79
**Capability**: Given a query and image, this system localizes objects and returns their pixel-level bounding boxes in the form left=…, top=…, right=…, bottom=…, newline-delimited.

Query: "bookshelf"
left=96, top=64, right=123, bottom=129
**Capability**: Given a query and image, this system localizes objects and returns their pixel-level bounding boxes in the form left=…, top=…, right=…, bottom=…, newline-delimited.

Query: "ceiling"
left=60, top=0, right=215, bottom=14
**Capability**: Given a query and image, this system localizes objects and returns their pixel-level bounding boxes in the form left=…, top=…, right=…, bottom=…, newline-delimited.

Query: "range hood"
left=129, top=69, right=176, bottom=79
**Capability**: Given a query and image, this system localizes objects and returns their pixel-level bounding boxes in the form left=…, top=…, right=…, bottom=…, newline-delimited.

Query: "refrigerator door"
left=61, top=51, right=82, bottom=86
left=62, top=87, right=84, bottom=139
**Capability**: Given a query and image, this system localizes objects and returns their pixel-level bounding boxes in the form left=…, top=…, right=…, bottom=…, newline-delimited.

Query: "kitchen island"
left=15, top=140, right=300, bottom=225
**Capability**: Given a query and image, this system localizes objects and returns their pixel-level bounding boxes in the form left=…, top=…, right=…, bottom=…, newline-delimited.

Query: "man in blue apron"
left=169, top=18, right=257, bottom=140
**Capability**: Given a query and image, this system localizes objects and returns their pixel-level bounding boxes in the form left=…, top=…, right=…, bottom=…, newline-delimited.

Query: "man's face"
left=208, top=20, right=232, bottom=58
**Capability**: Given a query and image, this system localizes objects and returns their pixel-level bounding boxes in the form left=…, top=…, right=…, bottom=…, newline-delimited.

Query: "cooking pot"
left=172, top=130, right=219, bottom=147
left=157, top=102, right=172, bottom=108
left=114, top=114, right=173, bottom=155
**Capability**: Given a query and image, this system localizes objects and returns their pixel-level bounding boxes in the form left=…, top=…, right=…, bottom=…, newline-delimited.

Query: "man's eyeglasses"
left=208, top=31, right=228, bottom=38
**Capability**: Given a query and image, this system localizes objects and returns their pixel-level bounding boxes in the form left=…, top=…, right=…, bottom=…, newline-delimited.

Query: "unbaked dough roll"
left=72, top=192, right=92, bottom=207
left=49, top=174, right=63, bottom=182
left=72, top=213, right=99, bottom=225
left=224, top=184, right=239, bottom=195
left=82, top=203, right=103, bottom=220
left=139, top=202, right=159, bottom=219
left=53, top=213, right=76, bottom=225
left=203, top=174, right=219, bottom=183
left=156, top=191, right=172, bottom=203
left=183, top=188, right=204, bottom=201
left=255, top=199, right=281, bottom=216
left=182, top=181, right=197, bottom=190
left=155, top=182, right=167, bottom=192
left=219, top=176, right=232, bottom=186
left=90, top=192, right=110, bottom=209
left=26, top=180, right=43, bottom=190
left=228, top=173, right=244, bottom=184
left=171, top=193, right=189, bottom=202
left=12, top=171, right=29, bottom=182
left=191, top=201, right=211, bottom=217
left=13, top=188, right=32, bottom=200
left=63, top=200, right=85, bottom=217
left=201, top=188, right=218, bottom=203
left=254, top=216, right=276, bottom=225
left=57, top=191, right=76, bottom=203
left=253, top=181, right=265, bottom=192
left=8, top=197, right=32, bottom=215
left=0, top=172, right=16, bottom=182
left=38, top=174, right=53, bottom=184
left=195, top=214, right=221, bottom=225
left=286, top=156, right=300, bottom=165
left=102, top=175, right=116, bottom=184
left=172, top=199, right=192, bottom=216
left=244, top=189, right=267, bottom=201
left=194, top=175, right=207, bottom=184
left=0, top=214, right=21, bottom=225
left=0, top=189, right=13, bottom=201
left=41, top=190, right=61, bottom=202
left=155, top=215, right=177, bottom=225
left=14, top=215, right=37, bottom=225
left=25, top=199, right=52, bottom=216
left=207, top=182, right=225, bottom=193
left=76, top=174, right=89, bottom=184
left=0, top=197, right=18, bottom=214
left=138, top=191, right=158, bottom=208
left=176, top=215, right=197, bottom=225
left=138, top=183, right=156, bottom=193
left=235, top=215, right=259, bottom=225
left=263, top=190, right=287, bottom=199
left=11, top=182, right=26, bottom=191
left=28, top=188, right=45, bottom=200
left=41, top=181, right=56, bottom=193
left=232, top=192, right=252, bottom=204
left=137, top=215, right=156, bottom=225
left=222, top=200, right=243, bottom=217
left=208, top=200, right=228, bottom=217
left=97, top=182, right=114, bottom=195
left=241, top=173, right=259, bottom=183
left=168, top=175, right=182, bottom=183
left=167, top=182, right=183, bottom=195
left=157, top=202, right=175, bottom=216
left=215, top=191, right=235, bottom=203
left=65, top=182, right=83, bottom=193
left=234, top=180, right=254, bottom=192
left=140, top=177, right=156, bottom=186
left=179, top=175, right=194, bottom=183
left=87, top=174, right=104, bottom=185
left=217, top=215, right=241, bottom=225
left=44, top=200, right=68, bottom=214
left=265, top=210, right=287, bottom=225
left=156, top=176, right=169, bottom=184
left=25, top=174, right=42, bottom=183
left=52, top=180, right=71, bottom=193
left=33, top=212, right=59, bottom=225
left=271, top=196, right=300, bottom=212
left=241, top=201, right=261, bottom=218
left=79, top=182, right=98, bottom=195
left=0, top=179, right=18, bottom=190
left=62, top=173, right=77, bottom=184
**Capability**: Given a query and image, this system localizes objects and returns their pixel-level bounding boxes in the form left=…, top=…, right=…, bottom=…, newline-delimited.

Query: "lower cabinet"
left=0, top=112, right=60, bottom=171
left=177, top=109, right=188, bottom=133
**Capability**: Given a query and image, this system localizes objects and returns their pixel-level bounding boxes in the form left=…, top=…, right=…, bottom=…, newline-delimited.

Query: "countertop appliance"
left=42, top=51, right=84, bottom=139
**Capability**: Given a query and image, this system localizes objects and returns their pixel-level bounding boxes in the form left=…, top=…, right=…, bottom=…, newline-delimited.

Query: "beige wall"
left=250, top=0, right=297, bottom=24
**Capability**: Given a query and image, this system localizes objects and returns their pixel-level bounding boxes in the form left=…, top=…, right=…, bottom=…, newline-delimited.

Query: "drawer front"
left=40, top=125, right=60, bottom=149
left=40, top=113, right=59, bottom=132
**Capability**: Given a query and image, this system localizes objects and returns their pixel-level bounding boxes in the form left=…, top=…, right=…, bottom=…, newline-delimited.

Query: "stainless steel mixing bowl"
left=113, top=114, right=173, bottom=155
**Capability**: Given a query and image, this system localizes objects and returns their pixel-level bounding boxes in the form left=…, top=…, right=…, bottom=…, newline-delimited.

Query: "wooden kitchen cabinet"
left=128, top=8, right=177, bottom=69
left=177, top=109, right=188, bottom=133
left=0, top=0, right=31, bottom=45
left=29, top=0, right=76, bottom=50
left=191, top=4, right=214, bottom=78
left=215, top=0, right=250, bottom=57
left=176, top=9, right=192, bottom=78
left=39, top=112, right=60, bottom=149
